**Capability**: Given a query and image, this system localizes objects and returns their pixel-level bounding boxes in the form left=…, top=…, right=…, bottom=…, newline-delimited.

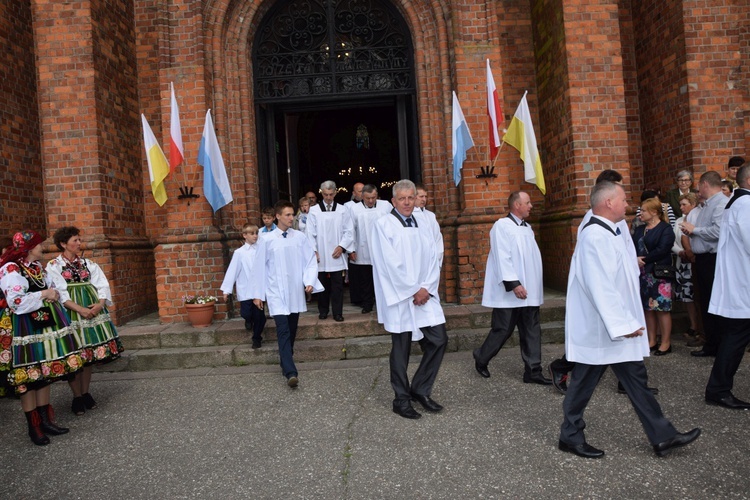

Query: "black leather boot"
left=38, top=404, right=69, bottom=435
left=25, top=409, right=50, bottom=446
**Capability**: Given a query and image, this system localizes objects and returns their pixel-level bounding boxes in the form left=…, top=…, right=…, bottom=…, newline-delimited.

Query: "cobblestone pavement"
left=2, top=345, right=749, bottom=499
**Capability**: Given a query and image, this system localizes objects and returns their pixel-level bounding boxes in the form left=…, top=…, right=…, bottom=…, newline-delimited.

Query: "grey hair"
left=362, top=184, right=378, bottom=195
left=320, top=180, right=337, bottom=191
left=737, top=165, right=750, bottom=189
left=675, top=169, right=692, bottom=181
left=590, top=181, right=622, bottom=209
left=392, top=179, right=416, bottom=198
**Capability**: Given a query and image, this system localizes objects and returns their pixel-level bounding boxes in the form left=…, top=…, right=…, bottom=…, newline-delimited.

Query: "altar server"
left=348, top=184, right=392, bottom=314
left=413, top=183, right=444, bottom=267
left=251, top=201, right=323, bottom=388
left=704, top=164, right=750, bottom=410
left=307, top=180, right=354, bottom=322
left=370, top=180, right=448, bottom=420
left=473, top=191, right=549, bottom=384
left=558, top=181, right=700, bottom=459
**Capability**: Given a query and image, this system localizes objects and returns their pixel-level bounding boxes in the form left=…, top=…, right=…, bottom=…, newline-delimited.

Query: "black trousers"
left=560, top=361, right=677, bottom=446
left=240, top=299, right=266, bottom=343
left=705, top=317, right=750, bottom=399
left=390, top=324, right=448, bottom=406
left=694, top=253, right=721, bottom=353
left=348, top=263, right=374, bottom=310
left=317, top=270, right=344, bottom=316
left=474, top=306, right=543, bottom=377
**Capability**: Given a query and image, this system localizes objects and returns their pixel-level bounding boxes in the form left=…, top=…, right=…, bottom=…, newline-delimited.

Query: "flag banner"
left=503, top=91, right=546, bottom=195
left=486, top=59, right=503, bottom=160
left=141, top=114, right=169, bottom=207
left=169, top=82, right=184, bottom=173
left=198, top=109, right=233, bottom=213
left=452, top=91, right=475, bottom=186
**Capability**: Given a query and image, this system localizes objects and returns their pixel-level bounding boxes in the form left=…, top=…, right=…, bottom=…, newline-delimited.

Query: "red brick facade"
left=0, top=0, right=747, bottom=324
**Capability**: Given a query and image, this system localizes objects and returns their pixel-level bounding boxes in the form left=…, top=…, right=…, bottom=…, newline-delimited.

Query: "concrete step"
left=101, top=288, right=687, bottom=373
left=99, top=322, right=566, bottom=372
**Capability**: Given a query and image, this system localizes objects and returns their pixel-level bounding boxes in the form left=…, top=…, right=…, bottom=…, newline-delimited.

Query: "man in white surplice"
left=306, top=180, right=354, bottom=322
left=370, top=180, right=448, bottom=420
left=251, top=201, right=324, bottom=388
left=704, top=164, right=750, bottom=410
left=412, top=183, right=444, bottom=267
left=559, top=181, right=700, bottom=459
left=473, top=191, right=550, bottom=385
left=348, top=184, right=392, bottom=314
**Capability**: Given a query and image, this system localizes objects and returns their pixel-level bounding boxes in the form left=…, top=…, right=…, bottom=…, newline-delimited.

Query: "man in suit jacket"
left=559, top=181, right=700, bottom=458
left=705, top=164, right=750, bottom=410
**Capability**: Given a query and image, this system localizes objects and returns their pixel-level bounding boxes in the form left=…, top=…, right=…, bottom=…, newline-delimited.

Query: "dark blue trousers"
left=273, top=313, right=299, bottom=378
left=240, top=300, right=266, bottom=343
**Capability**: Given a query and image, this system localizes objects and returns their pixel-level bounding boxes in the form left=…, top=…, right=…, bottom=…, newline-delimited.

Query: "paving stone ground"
left=2, top=343, right=749, bottom=499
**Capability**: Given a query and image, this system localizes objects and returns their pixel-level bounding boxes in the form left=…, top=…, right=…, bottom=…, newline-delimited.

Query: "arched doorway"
left=253, top=0, right=420, bottom=205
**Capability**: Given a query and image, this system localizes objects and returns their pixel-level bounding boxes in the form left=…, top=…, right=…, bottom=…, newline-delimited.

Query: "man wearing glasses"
left=665, top=170, right=698, bottom=218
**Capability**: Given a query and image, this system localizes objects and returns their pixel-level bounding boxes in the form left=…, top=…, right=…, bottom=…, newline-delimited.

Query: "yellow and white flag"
left=503, top=91, right=546, bottom=195
left=141, top=114, right=169, bottom=206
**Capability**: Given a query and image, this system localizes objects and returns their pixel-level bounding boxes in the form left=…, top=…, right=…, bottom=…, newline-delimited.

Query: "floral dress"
left=46, top=255, right=123, bottom=365
left=0, top=261, right=84, bottom=394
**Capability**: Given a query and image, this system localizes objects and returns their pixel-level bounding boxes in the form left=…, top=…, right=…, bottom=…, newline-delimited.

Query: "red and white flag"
left=169, top=82, right=184, bottom=173
left=486, top=59, right=503, bottom=161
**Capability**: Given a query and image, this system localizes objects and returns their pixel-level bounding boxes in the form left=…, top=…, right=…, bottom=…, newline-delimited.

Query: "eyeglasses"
left=677, top=179, right=692, bottom=183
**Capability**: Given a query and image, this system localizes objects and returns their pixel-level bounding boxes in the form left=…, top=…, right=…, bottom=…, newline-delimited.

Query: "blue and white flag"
left=452, top=91, right=475, bottom=186
left=198, top=109, right=233, bottom=212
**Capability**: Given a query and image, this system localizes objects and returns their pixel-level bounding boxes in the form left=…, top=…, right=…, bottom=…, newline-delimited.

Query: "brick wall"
left=0, top=0, right=44, bottom=236
left=3, top=0, right=744, bottom=324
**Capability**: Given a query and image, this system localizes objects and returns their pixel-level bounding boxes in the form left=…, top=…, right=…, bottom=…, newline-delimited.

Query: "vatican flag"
left=141, top=114, right=169, bottom=206
left=503, top=91, right=546, bottom=195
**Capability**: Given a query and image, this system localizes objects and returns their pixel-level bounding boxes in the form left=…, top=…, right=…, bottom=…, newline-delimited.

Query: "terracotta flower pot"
left=185, top=302, right=216, bottom=327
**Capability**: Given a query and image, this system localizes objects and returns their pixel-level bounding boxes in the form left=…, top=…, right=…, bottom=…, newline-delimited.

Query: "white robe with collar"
left=307, top=202, right=355, bottom=272
left=350, top=200, right=392, bottom=265
left=412, top=207, right=444, bottom=267
left=578, top=208, right=639, bottom=283
left=709, top=190, right=750, bottom=318
left=565, top=216, right=649, bottom=365
left=250, top=228, right=324, bottom=317
left=219, top=243, right=259, bottom=302
left=482, top=217, right=543, bottom=308
left=370, top=212, right=445, bottom=340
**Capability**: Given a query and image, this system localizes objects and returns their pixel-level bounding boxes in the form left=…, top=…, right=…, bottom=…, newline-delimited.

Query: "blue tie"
left=405, top=217, right=413, bottom=227
left=282, top=231, right=288, bottom=238
left=615, top=227, right=621, bottom=235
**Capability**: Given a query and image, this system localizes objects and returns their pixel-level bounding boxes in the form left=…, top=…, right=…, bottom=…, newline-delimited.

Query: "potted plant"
left=183, top=294, right=218, bottom=327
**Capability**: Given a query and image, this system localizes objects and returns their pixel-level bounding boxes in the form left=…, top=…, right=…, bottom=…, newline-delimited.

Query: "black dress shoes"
left=334, top=315, right=344, bottom=322
left=705, top=394, right=750, bottom=410
left=361, top=307, right=372, bottom=314
left=690, top=349, right=715, bottom=357
left=392, top=403, right=421, bottom=420
left=474, top=359, right=490, bottom=378
left=523, top=374, right=552, bottom=385
left=653, top=428, right=701, bottom=457
left=558, top=440, right=605, bottom=459
left=318, top=313, right=328, bottom=320
left=411, top=393, right=443, bottom=413
left=549, top=366, right=568, bottom=395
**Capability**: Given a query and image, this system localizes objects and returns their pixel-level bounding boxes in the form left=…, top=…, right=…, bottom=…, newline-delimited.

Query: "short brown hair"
left=53, top=226, right=80, bottom=251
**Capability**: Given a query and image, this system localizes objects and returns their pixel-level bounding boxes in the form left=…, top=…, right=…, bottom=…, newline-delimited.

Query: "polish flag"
left=169, top=82, right=184, bottom=173
left=486, top=60, right=503, bottom=161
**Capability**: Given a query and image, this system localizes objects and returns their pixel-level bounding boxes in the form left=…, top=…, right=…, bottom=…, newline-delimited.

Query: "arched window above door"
left=254, top=0, right=414, bottom=102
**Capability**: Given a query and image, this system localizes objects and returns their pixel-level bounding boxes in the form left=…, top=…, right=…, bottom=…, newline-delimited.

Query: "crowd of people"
left=2, top=156, right=747, bottom=454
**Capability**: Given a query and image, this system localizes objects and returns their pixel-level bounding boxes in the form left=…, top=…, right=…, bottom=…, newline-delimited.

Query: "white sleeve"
left=86, top=259, right=113, bottom=305
left=45, top=258, right=72, bottom=304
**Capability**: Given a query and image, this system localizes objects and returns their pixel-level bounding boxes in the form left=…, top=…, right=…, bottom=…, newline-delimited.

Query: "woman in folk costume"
left=47, top=226, right=124, bottom=415
left=0, top=230, right=85, bottom=445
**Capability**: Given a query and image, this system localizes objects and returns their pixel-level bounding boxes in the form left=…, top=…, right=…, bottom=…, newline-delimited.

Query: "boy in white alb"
left=220, top=224, right=266, bottom=349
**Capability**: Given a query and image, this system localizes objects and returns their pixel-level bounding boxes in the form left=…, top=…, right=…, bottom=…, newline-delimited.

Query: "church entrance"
left=253, top=0, right=419, bottom=207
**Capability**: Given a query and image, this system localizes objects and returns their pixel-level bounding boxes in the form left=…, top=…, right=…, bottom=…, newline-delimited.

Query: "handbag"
left=29, top=306, right=56, bottom=330
left=654, top=263, right=676, bottom=280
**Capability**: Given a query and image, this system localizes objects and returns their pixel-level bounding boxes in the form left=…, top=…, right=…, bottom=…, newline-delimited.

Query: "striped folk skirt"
left=66, top=282, right=124, bottom=365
